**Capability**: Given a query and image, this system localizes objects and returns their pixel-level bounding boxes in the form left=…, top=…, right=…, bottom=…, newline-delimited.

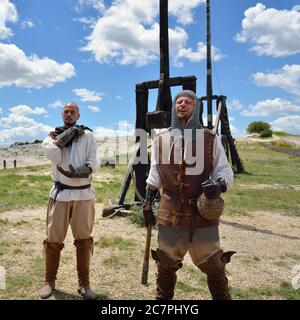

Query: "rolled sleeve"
left=146, top=136, right=162, bottom=189
left=211, top=135, right=234, bottom=190
left=41, top=136, right=62, bottom=164
left=85, top=131, right=98, bottom=173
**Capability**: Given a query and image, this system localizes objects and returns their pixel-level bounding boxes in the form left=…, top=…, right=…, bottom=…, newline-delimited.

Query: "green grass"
left=95, top=236, right=136, bottom=250
left=270, top=140, right=296, bottom=148
left=223, top=188, right=300, bottom=216
left=231, top=282, right=300, bottom=300
left=235, top=142, right=300, bottom=185
left=103, top=255, right=128, bottom=267
left=273, top=131, right=300, bottom=137
left=0, top=171, right=51, bottom=213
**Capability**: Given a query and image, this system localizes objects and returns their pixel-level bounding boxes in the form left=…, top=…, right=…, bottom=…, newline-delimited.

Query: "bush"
left=246, top=121, right=271, bottom=134
left=259, top=128, right=273, bottom=138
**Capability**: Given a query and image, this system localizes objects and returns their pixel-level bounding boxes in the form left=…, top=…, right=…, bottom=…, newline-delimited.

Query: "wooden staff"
left=141, top=223, right=152, bottom=285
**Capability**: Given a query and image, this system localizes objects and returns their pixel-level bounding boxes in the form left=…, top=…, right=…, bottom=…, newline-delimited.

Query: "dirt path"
left=1, top=204, right=300, bottom=299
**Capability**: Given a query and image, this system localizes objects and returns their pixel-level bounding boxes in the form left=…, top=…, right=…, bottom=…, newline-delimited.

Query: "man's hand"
left=142, top=204, right=156, bottom=228
left=57, top=164, right=91, bottom=178
left=56, top=126, right=85, bottom=148
left=202, top=179, right=225, bottom=199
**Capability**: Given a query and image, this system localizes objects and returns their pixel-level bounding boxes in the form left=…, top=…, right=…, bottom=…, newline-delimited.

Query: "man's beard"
left=63, top=121, right=76, bottom=128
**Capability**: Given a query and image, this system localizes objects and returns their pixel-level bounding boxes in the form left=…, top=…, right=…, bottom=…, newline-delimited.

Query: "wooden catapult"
left=102, top=0, right=244, bottom=217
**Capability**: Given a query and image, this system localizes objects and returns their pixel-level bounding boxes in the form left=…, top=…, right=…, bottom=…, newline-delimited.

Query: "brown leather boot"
left=198, top=250, right=236, bottom=300
left=151, top=249, right=182, bottom=300
left=39, top=239, right=64, bottom=299
left=74, top=237, right=96, bottom=300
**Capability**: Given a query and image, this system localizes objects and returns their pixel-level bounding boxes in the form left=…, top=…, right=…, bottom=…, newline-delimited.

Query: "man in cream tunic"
left=39, top=102, right=98, bottom=300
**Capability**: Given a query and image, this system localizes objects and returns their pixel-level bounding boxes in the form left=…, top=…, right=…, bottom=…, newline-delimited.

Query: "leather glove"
left=57, top=164, right=91, bottom=178
left=202, top=179, right=223, bottom=199
left=56, top=126, right=85, bottom=148
left=142, top=204, right=156, bottom=228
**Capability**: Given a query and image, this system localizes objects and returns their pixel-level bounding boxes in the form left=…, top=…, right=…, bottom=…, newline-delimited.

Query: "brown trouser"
left=46, top=199, right=95, bottom=243
left=157, top=224, right=221, bottom=265
left=153, top=224, right=232, bottom=300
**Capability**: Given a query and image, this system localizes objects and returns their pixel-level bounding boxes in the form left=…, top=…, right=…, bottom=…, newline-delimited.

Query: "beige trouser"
left=157, top=224, right=221, bottom=266
left=46, top=199, right=95, bottom=243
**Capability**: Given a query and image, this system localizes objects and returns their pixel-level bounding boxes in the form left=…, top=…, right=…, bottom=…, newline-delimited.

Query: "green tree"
left=246, top=121, right=271, bottom=134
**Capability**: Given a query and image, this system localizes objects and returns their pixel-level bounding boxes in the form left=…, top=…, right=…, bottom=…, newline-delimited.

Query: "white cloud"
left=253, top=64, right=300, bottom=97
left=175, top=41, right=225, bottom=67
left=293, top=5, right=300, bottom=11
left=235, top=3, right=300, bottom=57
left=87, top=105, right=101, bottom=112
left=0, top=0, right=17, bottom=40
left=271, top=115, right=300, bottom=134
left=0, top=113, right=37, bottom=128
left=241, top=98, right=300, bottom=117
left=0, top=123, right=52, bottom=145
left=80, top=0, right=209, bottom=67
left=169, top=0, right=205, bottom=25
left=0, top=43, right=75, bottom=89
left=94, top=121, right=135, bottom=138
left=74, top=0, right=105, bottom=13
left=228, top=99, right=243, bottom=110
left=48, top=100, right=64, bottom=109
left=115, top=95, right=122, bottom=100
left=9, top=105, right=47, bottom=116
left=0, top=106, right=2, bottom=114
left=73, top=88, right=103, bottom=102
left=20, top=19, right=34, bottom=29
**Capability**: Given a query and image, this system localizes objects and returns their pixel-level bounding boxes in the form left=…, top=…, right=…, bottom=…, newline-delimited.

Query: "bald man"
left=40, top=102, right=98, bottom=300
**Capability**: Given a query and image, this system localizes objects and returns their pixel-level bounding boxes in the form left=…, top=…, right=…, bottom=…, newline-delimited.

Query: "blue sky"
left=0, top=0, right=300, bottom=147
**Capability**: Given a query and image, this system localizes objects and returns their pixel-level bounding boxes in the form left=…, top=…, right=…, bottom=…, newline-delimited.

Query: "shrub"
left=246, top=121, right=271, bottom=134
left=259, top=128, right=273, bottom=138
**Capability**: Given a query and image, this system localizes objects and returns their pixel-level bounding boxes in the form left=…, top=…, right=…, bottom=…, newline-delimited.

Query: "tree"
left=246, top=121, right=271, bottom=134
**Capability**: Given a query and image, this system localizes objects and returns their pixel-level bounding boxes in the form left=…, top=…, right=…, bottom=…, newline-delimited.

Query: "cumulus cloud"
left=241, top=98, right=300, bottom=117
left=9, top=105, right=47, bottom=116
left=0, top=123, right=53, bottom=145
left=253, top=64, right=300, bottom=97
left=0, top=43, right=75, bottom=89
left=73, top=88, right=103, bottom=102
left=48, top=100, right=64, bottom=109
left=235, top=3, right=300, bottom=57
left=271, top=115, right=300, bottom=134
left=87, top=105, right=101, bottom=112
left=228, top=99, right=243, bottom=110
left=0, top=0, right=17, bottom=40
left=94, top=121, right=135, bottom=138
left=0, top=113, right=38, bottom=128
left=20, top=19, right=34, bottom=29
left=80, top=0, right=216, bottom=67
left=74, top=0, right=105, bottom=13
left=175, top=41, right=225, bottom=66
left=169, top=0, right=205, bottom=25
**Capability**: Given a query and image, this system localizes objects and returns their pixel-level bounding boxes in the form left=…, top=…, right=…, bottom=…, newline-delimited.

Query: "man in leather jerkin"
left=39, top=102, right=98, bottom=300
left=143, top=90, right=235, bottom=300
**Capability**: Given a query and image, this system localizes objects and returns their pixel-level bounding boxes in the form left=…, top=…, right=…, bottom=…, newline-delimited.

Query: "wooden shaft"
left=141, top=223, right=152, bottom=285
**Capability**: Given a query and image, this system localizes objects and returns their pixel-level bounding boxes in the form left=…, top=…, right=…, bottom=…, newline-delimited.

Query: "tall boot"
left=39, top=239, right=64, bottom=299
left=151, top=249, right=182, bottom=300
left=198, top=250, right=236, bottom=300
left=74, top=237, right=96, bottom=300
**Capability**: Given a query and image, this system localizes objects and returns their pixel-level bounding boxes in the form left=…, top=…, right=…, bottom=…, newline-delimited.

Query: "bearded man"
left=143, top=90, right=235, bottom=300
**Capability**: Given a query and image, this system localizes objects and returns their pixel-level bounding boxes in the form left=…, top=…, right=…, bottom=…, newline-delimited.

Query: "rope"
left=212, top=50, right=223, bottom=96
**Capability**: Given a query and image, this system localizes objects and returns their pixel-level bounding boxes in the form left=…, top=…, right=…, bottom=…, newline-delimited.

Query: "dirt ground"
left=1, top=203, right=300, bottom=300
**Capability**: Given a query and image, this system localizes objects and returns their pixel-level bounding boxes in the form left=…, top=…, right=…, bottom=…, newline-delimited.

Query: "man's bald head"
left=62, top=102, right=80, bottom=126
